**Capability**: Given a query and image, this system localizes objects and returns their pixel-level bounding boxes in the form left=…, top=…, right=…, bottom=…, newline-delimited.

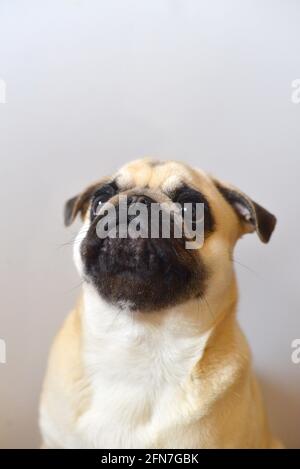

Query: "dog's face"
left=65, top=159, right=276, bottom=313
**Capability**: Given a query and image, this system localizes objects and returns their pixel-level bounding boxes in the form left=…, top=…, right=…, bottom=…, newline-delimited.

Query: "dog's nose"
left=126, top=194, right=153, bottom=225
left=127, top=194, right=153, bottom=208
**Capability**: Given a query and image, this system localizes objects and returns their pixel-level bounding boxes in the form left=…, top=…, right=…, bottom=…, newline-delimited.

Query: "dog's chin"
left=81, top=236, right=207, bottom=312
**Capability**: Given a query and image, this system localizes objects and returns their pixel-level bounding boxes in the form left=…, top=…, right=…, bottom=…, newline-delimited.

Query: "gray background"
left=0, top=0, right=299, bottom=448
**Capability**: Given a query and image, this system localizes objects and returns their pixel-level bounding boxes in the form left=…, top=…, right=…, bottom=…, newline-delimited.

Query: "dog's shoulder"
left=190, top=313, right=252, bottom=407
left=39, top=300, right=90, bottom=448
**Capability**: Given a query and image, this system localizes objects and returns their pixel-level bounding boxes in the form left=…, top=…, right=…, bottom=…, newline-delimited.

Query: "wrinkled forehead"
left=115, top=159, right=212, bottom=193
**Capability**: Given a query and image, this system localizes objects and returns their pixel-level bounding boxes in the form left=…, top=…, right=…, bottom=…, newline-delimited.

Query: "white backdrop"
left=0, top=0, right=299, bottom=448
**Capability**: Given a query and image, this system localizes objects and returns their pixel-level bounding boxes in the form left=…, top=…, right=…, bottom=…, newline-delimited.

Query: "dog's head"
left=65, top=159, right=276, bottom=313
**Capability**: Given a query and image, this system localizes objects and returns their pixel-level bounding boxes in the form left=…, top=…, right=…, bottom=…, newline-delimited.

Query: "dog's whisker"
left=199, top=294, right=215, bottom=322
left=57, top=232, right=90, bottom=250
left=105, top=307, right=122, bottom=333
left=64, top=280, right=84, bottom=293
left=230, top=257, right=259, bottom=277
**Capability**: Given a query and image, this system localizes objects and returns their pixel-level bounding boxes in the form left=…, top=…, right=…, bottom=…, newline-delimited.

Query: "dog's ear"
left=214, top=179, right=277, bottom=243
left=64, top=183, right=99, bottom=226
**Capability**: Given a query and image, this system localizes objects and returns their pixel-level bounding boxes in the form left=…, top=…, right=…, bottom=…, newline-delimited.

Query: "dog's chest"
left=76, top=319, right=208, bottom=449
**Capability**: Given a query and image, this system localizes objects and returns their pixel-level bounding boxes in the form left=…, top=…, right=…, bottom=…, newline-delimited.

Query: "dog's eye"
left=175, top=191, right=204, bottom=217
left=180, top=201, right=205, bottom=230
left=173, top=185, right=214, bottom=232
left=91, top=184, right=116, bottom=220
left=92, top=196, right=108, bottom=217
left=182, top=202, right=203, bottom=222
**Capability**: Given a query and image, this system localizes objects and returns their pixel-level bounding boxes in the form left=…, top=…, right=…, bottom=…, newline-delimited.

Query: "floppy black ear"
left=64, top=196, right=79, bottom=227
left=214, top=180, right=277, bottom=243
left=64, top=183, right=99, bottom=226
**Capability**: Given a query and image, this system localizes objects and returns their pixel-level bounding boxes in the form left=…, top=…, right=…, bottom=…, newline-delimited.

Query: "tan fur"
left=40, top=159, right=283, bottom=448
left=40, top=300, right=91, bottom=448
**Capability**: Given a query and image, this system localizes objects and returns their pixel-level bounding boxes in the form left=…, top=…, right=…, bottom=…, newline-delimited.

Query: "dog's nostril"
left=136, top=195, right=149, bottom=205
left=127, top=195, right=137, bottom=206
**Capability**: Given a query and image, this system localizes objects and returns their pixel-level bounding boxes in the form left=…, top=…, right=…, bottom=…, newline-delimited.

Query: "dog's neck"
left=76, top=282, right=241, bottom=448
left=80, top=282, right=237, bottom=385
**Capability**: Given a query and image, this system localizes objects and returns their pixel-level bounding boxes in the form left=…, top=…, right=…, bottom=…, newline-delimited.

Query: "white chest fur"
left=75, top=284, right=213, bottom=449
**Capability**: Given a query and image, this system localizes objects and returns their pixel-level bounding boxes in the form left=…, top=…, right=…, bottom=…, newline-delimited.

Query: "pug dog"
left=39, top=158, right=283, bottom=449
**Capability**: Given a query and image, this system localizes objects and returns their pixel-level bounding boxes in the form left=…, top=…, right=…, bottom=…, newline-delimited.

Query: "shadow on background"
left=259, top=373, right=300, bottom=449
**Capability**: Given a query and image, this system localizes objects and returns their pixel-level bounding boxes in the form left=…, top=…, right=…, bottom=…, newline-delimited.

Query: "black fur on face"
left=80, top=182, right=212, bottom=312
left=81, top=234, right=207, bottom=312
left=170, top=183, right=215, bottom=236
